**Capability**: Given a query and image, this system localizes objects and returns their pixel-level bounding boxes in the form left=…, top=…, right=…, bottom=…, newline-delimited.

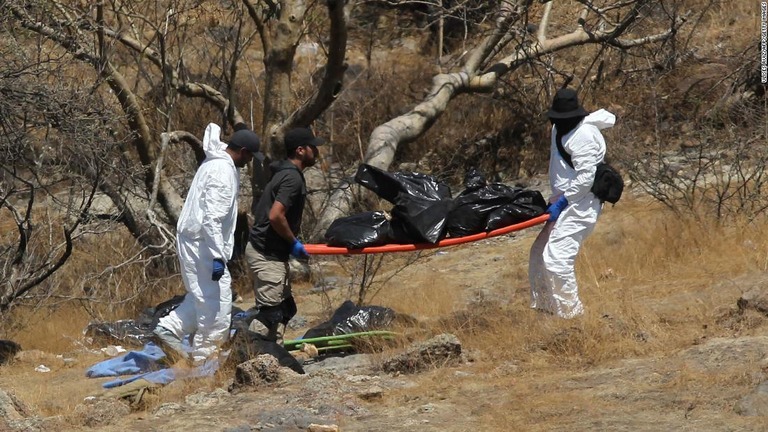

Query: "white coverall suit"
left=158, top=123, right=239, bottom=363
left=529, top=109, right=616, bottom=318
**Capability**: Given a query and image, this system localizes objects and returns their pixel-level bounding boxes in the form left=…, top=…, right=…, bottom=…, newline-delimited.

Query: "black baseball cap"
left=229, top=129, right=264, bottom=161
left=284, top=128, right=325, bottom=153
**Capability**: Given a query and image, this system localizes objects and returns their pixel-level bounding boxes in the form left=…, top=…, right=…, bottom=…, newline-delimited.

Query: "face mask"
left=552, top=116, right=585, bottom=135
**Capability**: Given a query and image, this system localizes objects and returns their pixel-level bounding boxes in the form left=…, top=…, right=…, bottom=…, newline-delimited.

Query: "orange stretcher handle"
left=304, top=213, right=549, bottom=255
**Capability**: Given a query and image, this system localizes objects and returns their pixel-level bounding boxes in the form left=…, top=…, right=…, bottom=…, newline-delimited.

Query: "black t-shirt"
left=250, top=160, right=306, bottom=261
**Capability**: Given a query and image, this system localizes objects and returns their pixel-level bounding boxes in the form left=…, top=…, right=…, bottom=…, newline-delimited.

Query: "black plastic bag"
left=334, top=306, right=396, bottom=336
left=83, top=320, right=153, bottom=347
left=387, top=218, right=415, bottom=244
left=225, top=329, right=304, bottom=374
left=446, top=183, right=518, bottom=237
left=486, top=189, right=547, bottom=230
left=324, top=211, right=391, bottom=248
left=302, top=300, right=357, bottom=339
left=446, top=184, right=501, bottom=237
left=446, top=184, right=547, bottom=237
left=303, top=300, right=396, bottom=339
left=354, top=164, right=451, bottom=203
left=354, top=164, right=454, bottom=244
left=85, top=295, right=186, bottom=348
left=135, top=294, right=185, bottom=330
left=391, top=194, right=454, bottom=244
left=0, top=340, right=21, bottom=365
left=230, top=298, right=296, bottom=339
left=461, top=167, right=487, bottom=195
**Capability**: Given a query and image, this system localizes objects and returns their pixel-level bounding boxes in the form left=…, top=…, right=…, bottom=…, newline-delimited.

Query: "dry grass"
left=0, top=349, right=105, bottom=417
left=348, top=195, right=768, bottom=429
left=1, top=1, right=763, bottom=428
left=354, top=196, right=768, bottom=423
left=9, top=196, right=738, bottom=422
left=4, top=306, right=94, bottom=353
left=378, top=269, right=462, bottom=320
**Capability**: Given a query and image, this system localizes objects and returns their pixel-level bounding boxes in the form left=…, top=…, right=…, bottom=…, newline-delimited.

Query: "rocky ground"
left=8, top=322, right=767, bottom=431
left=4, top=207, right=768, bottom=431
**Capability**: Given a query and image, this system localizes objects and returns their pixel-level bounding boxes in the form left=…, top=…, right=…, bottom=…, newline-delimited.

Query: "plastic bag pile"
left=324, top=165, right=547, bottom=248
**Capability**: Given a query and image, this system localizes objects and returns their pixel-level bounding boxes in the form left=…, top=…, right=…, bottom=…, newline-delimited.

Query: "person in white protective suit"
left=153, top=123, right=263, bottom=364
left=528, top=88, right=616, bottom=319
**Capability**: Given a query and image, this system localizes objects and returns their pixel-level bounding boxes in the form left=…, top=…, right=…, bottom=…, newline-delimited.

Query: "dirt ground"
left=3, top=204, right=768, bottom=431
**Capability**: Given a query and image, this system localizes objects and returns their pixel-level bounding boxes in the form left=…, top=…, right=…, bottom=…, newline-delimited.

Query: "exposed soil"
left=3, top=204, right=768, bottom=431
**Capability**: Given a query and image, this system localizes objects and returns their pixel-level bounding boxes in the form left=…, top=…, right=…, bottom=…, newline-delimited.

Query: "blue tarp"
left=86, top=342, right=219, bottom=388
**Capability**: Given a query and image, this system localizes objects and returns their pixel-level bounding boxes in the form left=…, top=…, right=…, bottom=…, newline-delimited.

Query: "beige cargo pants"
left=244, top=242, right=291, bottom=343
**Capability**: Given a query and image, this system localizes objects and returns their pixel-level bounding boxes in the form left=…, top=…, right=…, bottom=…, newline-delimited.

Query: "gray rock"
left=357, top=386, right=384, bottom=401
left=153, top=402, right=185, bottom=417
left=492, top=360, right=519, bottom=376
left=254, top=407, right=332, bottom=430
left=287, top=315, right=308, bottom=330
left=0, top=389, right=46, bottom=432
left=735, top=381, right=768, bottom=416
left=418, top=403, right=437, bottom=413
left=345, top=374, right=377, bottom=383
left=738, top=286, right=768, bottom=315
left=682, top=336, right=768, bottom=372
left=289, top=259, right=311, bottom=282
left=0, top=388, right=30, bottom=422
left=7, top=417, right=48, bottom=432
left=185, top=388, right=229, bottom=406
left=234, top=354, right=299, bottom=388
left=303, top=354, right=372, bottom=375
left=72, top=398, right=130, bottom=427
left=382, top=334, right=462, bottom=374
left=301, top=372, right=352, bottom=397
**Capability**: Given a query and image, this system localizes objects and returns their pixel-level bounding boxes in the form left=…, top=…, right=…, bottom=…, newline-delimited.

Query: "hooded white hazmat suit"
left=529, top=109, right=616, bottom=318
left=157, top=123, right=239, bottom=363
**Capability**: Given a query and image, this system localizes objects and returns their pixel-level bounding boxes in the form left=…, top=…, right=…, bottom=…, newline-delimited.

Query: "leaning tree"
left=0, top=0, right=691, bottom=311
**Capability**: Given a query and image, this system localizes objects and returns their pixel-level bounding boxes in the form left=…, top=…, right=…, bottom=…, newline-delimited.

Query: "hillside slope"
left=3, top=193, right=768, bottom=431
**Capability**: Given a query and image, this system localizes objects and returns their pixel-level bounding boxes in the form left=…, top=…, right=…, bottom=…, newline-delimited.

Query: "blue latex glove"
left=212, top=258, right=226, bottom=281
left=546, top=196, right=569, bottom=222
left=290, top=239, right=309, bottom=258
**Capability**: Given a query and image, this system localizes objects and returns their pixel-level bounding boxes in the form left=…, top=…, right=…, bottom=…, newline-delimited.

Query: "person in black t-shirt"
left=245, top=127, right=324, bottom=344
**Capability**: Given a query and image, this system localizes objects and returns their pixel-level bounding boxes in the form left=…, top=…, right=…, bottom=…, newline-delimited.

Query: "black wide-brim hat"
left=547, top=88, right=589, bottom=119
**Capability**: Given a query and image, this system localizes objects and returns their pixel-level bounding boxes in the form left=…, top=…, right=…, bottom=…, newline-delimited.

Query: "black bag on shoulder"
left=590, top=163, right=623, bottom=204
left=556, top=136, right=624, bottom=204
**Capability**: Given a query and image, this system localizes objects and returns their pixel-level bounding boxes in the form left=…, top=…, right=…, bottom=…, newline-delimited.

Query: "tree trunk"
left=311, top=0, right=686, bottom=235
left=261, top=2, right=308, bottom=159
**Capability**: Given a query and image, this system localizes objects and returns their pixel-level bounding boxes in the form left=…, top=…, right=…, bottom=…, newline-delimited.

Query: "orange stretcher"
left=304, top=213, right=549, bottom=255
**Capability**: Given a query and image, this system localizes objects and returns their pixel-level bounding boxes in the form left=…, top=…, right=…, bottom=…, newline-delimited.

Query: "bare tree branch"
left=286, top=0, right=350, bottom=128
left=312, top=0, right=691, bottom=235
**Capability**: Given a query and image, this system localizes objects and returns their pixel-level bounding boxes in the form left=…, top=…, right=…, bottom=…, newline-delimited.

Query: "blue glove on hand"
left=212, top=258, right=226, bottom=281
left=290, top=239, right=309, bottom=258
left=546, top=196, right=569, bottom=222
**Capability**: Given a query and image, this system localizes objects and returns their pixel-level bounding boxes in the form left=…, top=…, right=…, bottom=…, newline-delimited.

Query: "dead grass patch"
left=0, top=351, right=103, bottom=417
left=0, top=2, right=762, bottom=429
left=716, top=308, right=768, bottom=336
left=4, top=183, right=768, bottom=423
